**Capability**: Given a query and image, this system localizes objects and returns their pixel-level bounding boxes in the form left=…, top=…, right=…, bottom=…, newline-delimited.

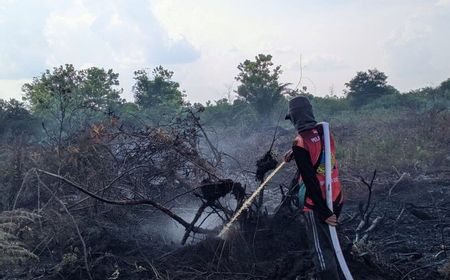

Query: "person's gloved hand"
left=325, top=214, right=338, bottom=226
left=284, top=149, right=294, bottom=162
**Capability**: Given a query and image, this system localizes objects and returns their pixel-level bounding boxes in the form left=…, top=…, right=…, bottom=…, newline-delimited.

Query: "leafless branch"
left=35, top=168, right=214, bottom=235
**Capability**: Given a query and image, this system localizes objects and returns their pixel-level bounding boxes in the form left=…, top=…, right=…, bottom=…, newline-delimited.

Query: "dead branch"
left=186, top=108, right=221, bottom=165
left=395, top=205, right=406, bottom=222
left=388, top=172, right=409, bottom=196
left=360, top=169, right=377, bottom=214
left=354, top=170, right=379, bottom=244
left=67, top=164, right=154, bottom=209
left=400, top=262, right=443, bottom=280
left=35, top=168, right=214, bottom=235
left=181, top=202, right=208, bottom=245
left=359, top=215, right=384, bottom=243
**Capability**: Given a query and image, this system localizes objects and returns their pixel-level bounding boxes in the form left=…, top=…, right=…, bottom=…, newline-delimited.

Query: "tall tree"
left=22, top=64, right=123, bottom=147
left=23, top=65, right=122, bottom=115
left=79, top=67, right=123, bottom=111
left=133, top=66, right=184, bottom=120
left=345, top=69, right=398, bottom=107
left=235, top=54, right=287, bottom=120
left=0, top=99, right=37, bottom=137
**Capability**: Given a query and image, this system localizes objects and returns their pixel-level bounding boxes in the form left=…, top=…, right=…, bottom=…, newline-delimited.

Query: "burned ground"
left=2, top=166, right=449, bottom=279
left=1, top=106, right=449, bottom=280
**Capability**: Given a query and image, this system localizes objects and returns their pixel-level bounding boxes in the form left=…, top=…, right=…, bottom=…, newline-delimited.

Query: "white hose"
left=218, top=161, right=286, bottom=239
left=321, top=122, right=354, bottom=280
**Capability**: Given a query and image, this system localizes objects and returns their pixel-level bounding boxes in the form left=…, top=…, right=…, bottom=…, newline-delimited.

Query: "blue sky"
left=1, top=0, right=449, bottom=103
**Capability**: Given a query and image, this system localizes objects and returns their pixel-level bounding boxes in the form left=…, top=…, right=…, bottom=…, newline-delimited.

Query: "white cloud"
left=0, top=0, right=200, bottom=100
left=0, top=0, right=449, bottom=102
left=152, top=0, right=434, bottom=100
left=0, top=79, right=30, bottom=101
left=303, top=55, right=348, bottom=72
left=0, top=0, right=51, bottom=79
left=384, top=3, right=450, bottom=89
left=436, top=0, right=450, bottom=7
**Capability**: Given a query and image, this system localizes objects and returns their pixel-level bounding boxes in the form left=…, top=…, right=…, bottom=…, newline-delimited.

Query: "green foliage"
left=202, top=70, right=450, bottom=175
left=439, top=78, right=450, bottom=92
left=78, top=67, right=123, bottom=111
left=22, top=64, right=80, bottom=116
left=345, top=69, right=399, bottom=107
left=23, top=64, right=123, bottom=115
left=198, top=98, right=258, bottom=127
left=310, top=95, right=350, bottom=120
left=116, top=101, right=141, bottom=125
left=22, top=64, right=124, bottom=143
left=199, top=98, right=234, bottom=126
left=361, top=79, right=450, bottom=111
left=235, top=54, right=287, bottom=121
left=329, top=100, right=450, bottom=175
left=0, top=99, right=38, bottom=137
left=3, top=60, right=450, bottom=177
left=133, top=66, right=184, bottom=122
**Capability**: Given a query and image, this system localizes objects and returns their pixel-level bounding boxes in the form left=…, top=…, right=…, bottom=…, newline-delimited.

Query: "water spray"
left=218, top=161, right=286, bottom=239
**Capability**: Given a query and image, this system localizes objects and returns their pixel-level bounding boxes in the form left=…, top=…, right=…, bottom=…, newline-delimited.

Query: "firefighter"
left=284, top=96, right=343, bottom=280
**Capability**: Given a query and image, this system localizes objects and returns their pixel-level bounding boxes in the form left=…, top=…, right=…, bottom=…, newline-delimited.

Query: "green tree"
left=78, top=67, right=123, bottom=111
left=199, top=98, right=235, bottom=127
left=0, top=99, right=37, bottom=137
left=439, top=78, right=450, bottom=92
left=437, top=78, right=450, bottom=103
left=133, top=66, right=184, bottom=120
left=345, top=69, right=398, bottom=107
left=235, top=54, right=287, bottom=121
left=22, top=64, right=123, bottom=147
left=23, top=65, right=123, bottom=115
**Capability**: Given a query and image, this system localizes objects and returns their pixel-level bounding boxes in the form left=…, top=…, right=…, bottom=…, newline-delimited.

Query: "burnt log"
left=200, top=179, right=245, bottom=202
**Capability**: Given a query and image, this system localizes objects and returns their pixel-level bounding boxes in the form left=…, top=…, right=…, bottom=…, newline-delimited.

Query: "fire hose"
left=218, top=122, right=353, bottom=280
left=321, top=122, right=354, bottom=280
left=218, top=161, right=286, bottom=238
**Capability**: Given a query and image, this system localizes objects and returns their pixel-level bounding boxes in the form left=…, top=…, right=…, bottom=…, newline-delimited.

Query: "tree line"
left=1, top=53, right=449, bottom=140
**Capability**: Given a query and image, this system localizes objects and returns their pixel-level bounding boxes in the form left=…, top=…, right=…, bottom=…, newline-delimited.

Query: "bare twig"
left=360, top=169, right=377, bottom=214
left=187, top=108, right=221, bottom=165
left=389, top=172, right=409, bottom=197
left=355, top=170, right=379, bottom=244
left=400, top=262, right=441, bottom=280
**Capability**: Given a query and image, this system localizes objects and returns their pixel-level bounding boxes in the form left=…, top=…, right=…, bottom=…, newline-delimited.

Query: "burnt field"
left=3, top=171, right=448, bottom=279
left=1, top=79, right=449, bottom=279
left=2, top=2, right=450, bottom=278
left=1, top=113, right=449, bottom=280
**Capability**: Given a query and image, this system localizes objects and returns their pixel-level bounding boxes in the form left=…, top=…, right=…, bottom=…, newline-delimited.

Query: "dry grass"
left=0, top=209, right=40, bottom=268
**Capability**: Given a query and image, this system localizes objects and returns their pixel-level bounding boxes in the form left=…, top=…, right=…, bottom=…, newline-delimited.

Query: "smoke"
left=138, top=202, right=223, bottom=244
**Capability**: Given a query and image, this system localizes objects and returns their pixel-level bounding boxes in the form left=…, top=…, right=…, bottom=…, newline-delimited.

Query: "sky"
left=0, top=0, right=449, bottom=103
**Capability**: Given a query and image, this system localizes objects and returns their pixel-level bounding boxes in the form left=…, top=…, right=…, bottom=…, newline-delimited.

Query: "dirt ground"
left=140, top=174, right=450, bottom=280
left=2, top=165, right=449, bottom=280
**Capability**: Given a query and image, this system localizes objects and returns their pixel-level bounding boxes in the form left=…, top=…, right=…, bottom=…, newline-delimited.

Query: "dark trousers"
left=304, top=211, right=342, bottom=280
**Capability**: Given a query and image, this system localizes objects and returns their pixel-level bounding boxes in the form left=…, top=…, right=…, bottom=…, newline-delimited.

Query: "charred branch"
left=35, top=168, right=214, bottom=235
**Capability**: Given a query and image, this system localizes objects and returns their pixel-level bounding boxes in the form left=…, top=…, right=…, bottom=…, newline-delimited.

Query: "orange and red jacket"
left=292, top=126, right=343, bottom=221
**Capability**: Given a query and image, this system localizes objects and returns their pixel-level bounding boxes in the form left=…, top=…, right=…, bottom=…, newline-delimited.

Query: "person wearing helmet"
left=284, top=96, right=343, bottom=280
